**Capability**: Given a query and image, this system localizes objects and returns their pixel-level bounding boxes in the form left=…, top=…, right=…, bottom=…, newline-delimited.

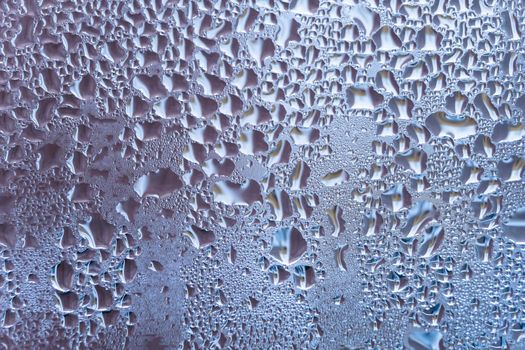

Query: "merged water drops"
left=0, top=0, right=524, bottom=349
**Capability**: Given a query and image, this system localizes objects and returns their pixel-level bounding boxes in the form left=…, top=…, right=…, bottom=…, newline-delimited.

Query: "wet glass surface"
left=1, top=0, right=525, bottom=349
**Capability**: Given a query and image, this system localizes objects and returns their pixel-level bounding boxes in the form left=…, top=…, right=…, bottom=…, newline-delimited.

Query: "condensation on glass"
left=0, top=0, right=524, bottom=349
